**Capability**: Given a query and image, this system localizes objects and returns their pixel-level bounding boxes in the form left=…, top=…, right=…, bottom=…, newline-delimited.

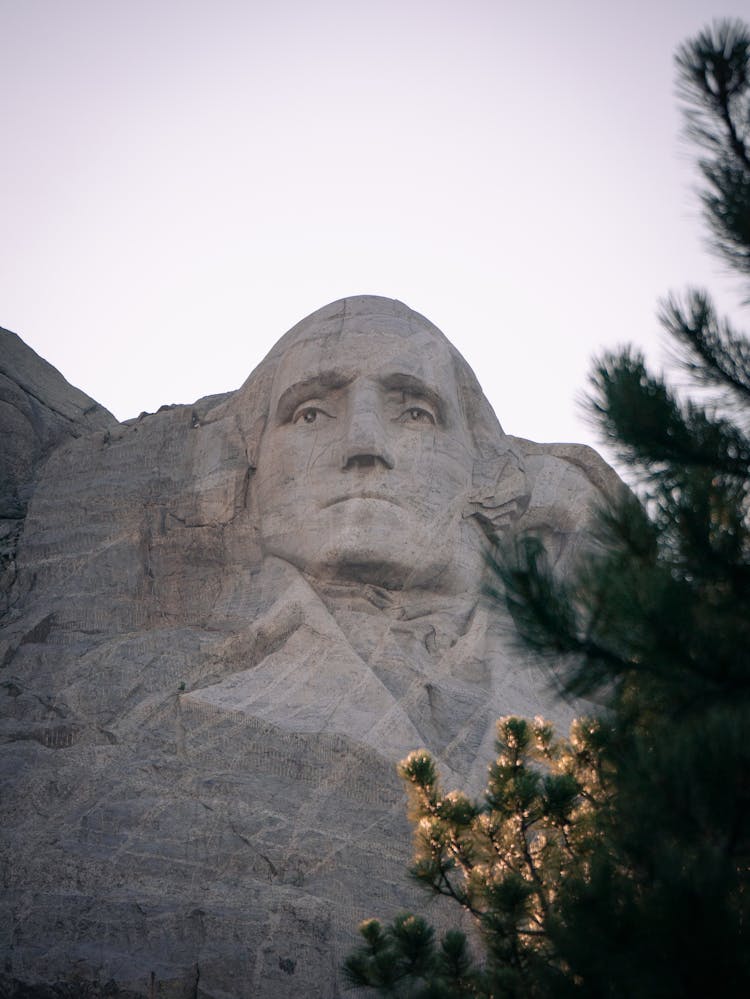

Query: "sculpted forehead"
left=269, top=323, right=463, bottom=424
left=274, top=295, right=446, bottom=347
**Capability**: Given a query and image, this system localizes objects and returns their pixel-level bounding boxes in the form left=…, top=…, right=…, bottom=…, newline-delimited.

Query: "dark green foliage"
left=676, top=20, right=750, bottom=275
left=342, top=914, right=478, bottom=997
left=344, top=19, right=750, bottom=998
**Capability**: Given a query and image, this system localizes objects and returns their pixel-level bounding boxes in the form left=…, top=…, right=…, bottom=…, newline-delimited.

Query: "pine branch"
left=660, top=291, right=750, bottom=404
left=675, top=20, right=750, bottom=169
left=676, top=20, right=750, bottom=278
left=587, top=348, right=750, bottom=479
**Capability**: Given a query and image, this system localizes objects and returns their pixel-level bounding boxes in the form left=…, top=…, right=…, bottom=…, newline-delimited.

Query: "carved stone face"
left=253, top=315, right=484, bottom=592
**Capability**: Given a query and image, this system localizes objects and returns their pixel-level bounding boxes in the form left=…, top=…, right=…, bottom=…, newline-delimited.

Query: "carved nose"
left=340, top=406, right=394, bottom=471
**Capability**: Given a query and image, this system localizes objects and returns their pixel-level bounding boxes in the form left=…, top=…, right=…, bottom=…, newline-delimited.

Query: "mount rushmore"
left=0, top=296, right=619, bottom=997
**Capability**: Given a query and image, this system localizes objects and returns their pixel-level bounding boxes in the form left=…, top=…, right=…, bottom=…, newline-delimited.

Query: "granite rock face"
left=0, top=329, right=117, bottom=616
left=0, top=298, right=621, bottom=997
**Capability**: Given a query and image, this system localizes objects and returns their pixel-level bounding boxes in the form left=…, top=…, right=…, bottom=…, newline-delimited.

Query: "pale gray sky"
left=2, top=0, right=747, bottom=454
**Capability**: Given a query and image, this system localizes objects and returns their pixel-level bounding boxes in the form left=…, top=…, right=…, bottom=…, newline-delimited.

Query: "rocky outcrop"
left=0, top=330, right=117, bottom=616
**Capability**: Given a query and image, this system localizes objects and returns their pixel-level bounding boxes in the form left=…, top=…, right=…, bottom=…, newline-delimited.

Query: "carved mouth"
left=322, top=493, right=402, bottom=509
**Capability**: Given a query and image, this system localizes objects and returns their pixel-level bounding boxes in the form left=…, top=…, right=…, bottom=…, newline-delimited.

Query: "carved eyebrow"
left=274, top=370, right=352, bottom=423
left=379, top=373, right=447, bottom=425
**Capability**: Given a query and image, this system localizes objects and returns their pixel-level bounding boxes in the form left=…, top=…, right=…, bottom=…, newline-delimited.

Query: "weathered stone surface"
left=0, top=298, right=621, bottom=997
left=0, top=329, right=117, bottom=617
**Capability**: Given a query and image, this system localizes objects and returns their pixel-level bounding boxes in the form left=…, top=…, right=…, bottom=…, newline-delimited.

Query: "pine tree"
left=343, top=718, right=612, bottom=998
left=344, top=19, right=750, bottom=998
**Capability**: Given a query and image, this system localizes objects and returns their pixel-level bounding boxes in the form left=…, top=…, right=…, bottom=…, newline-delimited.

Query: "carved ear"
left=466, top=453, right=531, bottom=539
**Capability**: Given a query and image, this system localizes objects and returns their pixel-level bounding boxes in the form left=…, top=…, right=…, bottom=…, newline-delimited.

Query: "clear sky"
left=2, top=0, right=747, bottom=458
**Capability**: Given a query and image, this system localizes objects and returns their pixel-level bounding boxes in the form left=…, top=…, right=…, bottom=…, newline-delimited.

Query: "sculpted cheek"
left=308, top=437, right=340, bottom=471
left=410, top=434, right=474, bottom=497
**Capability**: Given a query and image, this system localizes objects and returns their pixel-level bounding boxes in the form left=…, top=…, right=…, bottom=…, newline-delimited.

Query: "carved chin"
left=263, top=524, right=482, bottom=594
left=264, top=534, right=445, bottom=589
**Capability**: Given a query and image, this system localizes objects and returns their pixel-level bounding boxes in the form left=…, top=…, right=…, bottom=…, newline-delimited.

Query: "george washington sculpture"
left=0, top=297, right=618, bottom=997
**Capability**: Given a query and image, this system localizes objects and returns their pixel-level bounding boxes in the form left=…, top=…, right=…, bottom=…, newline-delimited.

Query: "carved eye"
left=400, top=406, right=435, bottom=425
left=292, top=404, right=332, bottom=425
